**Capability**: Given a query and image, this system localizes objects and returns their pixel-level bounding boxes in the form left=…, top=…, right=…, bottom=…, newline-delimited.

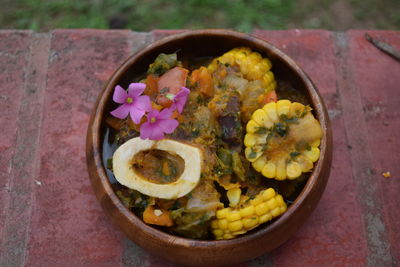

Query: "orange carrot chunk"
left=191, top=67, right=213, bottom=97
left=143, top=205, right=174, bottom=227
left=264, top=90, right=278, bottom=104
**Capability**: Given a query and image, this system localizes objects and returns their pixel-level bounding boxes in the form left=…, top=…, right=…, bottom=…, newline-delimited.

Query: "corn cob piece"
left=211, top=188, right=287, bottom=240
left=244, top=100, right=323, bottom=180
left=208, top=47, right=276, bottom=92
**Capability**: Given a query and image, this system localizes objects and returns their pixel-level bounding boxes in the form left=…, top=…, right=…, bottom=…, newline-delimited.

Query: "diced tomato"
left=157, top=67, right=188, bottom=94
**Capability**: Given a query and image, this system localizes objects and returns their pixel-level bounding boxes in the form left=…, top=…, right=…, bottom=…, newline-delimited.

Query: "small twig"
left=365, top=33, right=400, bottom=61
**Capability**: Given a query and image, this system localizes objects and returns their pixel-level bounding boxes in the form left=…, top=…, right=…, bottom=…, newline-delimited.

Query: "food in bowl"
left=103, top=47, right=323, bottom=240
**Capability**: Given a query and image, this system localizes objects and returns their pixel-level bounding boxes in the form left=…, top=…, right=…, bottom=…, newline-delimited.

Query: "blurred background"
left=0, top=0, right=399, bottom=32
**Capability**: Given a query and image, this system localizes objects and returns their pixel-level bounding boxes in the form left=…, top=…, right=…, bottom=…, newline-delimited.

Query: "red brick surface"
left=0, top=29, right=399, bottom=266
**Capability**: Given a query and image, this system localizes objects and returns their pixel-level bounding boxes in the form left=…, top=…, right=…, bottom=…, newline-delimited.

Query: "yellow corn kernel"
left=262, top=188, right=276, bottom=201
left=252, top=156, right=267, bottom=172
left=228, top=220, right=243, bottom=232
left=213, top=229, right=224, bottom=237
left=296, top=155, right=313, bottom=172
left=235, top=52, right=246, bottom=64
left=246, top=119, right=261, bottom=133
left=280, top=205, right=287, bottom=213
left=262, top=162, right=276, bottom=178
left=259, top=213, right=272, bottom=223
left=242, top=217, right=259, bottom=229
left=275, top=194, right=285, bottom=206
left=232, top=230, right=247, bottom=235
left=263, top=71, right=275, bottom=86
left=249, top=51, right=262, bottom=61
left=240, top=60, right=250, bottom=75
left=218, top=219, right=228, bottom=230
left=311, top=138, right=321, bottom=147
left=216, top=208, right=231, bottom=219
left=261, top=58, right=272, bottom=70
left=247, top=67, right=262, bottom=80
left=286, top=162, right=302, bottom=179
left=250, top=196, right=263, bottom=206
left=244, top=134, right=256, bottom=147
left=267, top=80, right=277, bottom=92
left=227, top=188, right=242, bottom=207
left=240, top=205, right=255, bottom=217
left=271, top=207, right=282, bottom=217
left=255, top=202, right=269, bottom=216
left=266, top=198, right=278, bottom=210
left=251, top=109, right=268, bottom=126
left=226, top=211, right=241, bottom=222
left=289, top=102, right=305, bottom=117
left=245, top=147, right=262, bottom=162
left=275, top=160, right=287, bottom=180
left=223, top=233, right=234, bottom=239
left=263, top=102, right=279, bottom=122
left=277, top=100, right=291, bottom=116
left=303, top=147, right=320, bottom=162
left=211, top=220, right=219, bottom=229
left=220, top=53, right=235, bottom=65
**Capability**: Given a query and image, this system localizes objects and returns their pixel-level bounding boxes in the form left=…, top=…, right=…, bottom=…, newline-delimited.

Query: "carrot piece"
left=157, top=67, right=188, bottom=94
left=191, top=67, right=213, bottom=97
left=264, top=90, right=278, bottom=104
left=143, top=205, right=174, bottom=227
left=144, top=74, right=159, bottom=97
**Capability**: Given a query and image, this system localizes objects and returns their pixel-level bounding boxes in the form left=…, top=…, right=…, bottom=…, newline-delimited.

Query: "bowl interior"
left=87, top=30, right=332, bottom=266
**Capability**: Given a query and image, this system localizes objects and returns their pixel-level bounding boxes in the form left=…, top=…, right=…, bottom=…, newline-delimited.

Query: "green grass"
left=0, top=0, right=399, bottom=31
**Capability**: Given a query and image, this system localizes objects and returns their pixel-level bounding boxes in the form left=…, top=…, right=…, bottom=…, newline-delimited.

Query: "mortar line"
left=0, top=32, right=51, bottom=267
left=333, top=31, right=393, bottom=266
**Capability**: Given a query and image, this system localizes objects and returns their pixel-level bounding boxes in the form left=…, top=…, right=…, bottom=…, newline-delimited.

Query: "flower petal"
left=128, top=83, right=146, bottom=97
left=129, top=107, right=145, bottom=124
left=139, top=121, right=152, bottom=140
left=173, top=87, right=190, bottom=113
left=149, top=130, right=165, bottom=140
left=140, top=121, right=165, bottom=140
left=110, top=104, right=130, bottom=119
left=146, top=108, right=160, bottom=120
left=113, top=85, right=127, bottom=104
left=134, top=95, right=152, bottom=112
left=157, top=118, right=179, bottom=134
left=157, top=108, right=174, bottom=119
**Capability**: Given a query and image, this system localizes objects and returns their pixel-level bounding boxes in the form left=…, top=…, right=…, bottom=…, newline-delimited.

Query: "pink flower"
left=110, top=83, right=152, bottom=124
left=140, top=108, right=179, bottom=140
left=166, top=87, right=190, bottom=113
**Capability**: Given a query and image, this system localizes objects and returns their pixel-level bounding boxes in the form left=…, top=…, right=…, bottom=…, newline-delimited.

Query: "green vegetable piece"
left=232, top=152, right=246, bottom=181
left=148, top=53, right=181, bottom=76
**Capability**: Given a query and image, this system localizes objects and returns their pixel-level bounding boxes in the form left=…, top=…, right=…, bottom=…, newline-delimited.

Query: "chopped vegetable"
left=143, top=205, right=174, bottom=227
left=157, top=67, right=188, bottom=94
left=191, top=66, right=213, bottom=97
left=148, top=53, right=181, bottom=76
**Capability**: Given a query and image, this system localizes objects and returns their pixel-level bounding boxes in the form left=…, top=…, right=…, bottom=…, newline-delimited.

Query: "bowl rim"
left=87, top=29, right=331, bottom=248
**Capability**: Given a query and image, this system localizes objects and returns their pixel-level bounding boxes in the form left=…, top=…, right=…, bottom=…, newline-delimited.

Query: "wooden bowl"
left=86, top=30, right=332, bottom=266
